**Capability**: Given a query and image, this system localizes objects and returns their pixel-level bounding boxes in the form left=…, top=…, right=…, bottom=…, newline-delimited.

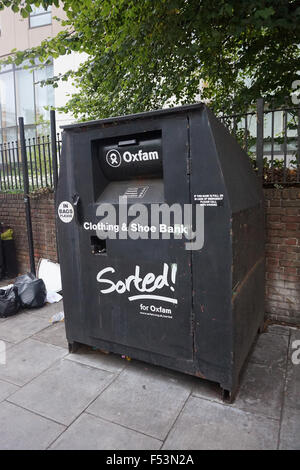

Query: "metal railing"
left=0, top=134, right=62, bottom=192
left=0, top=111, right=61, bottom=193
left=0, top=101, right=300, bottom=192
left=219, top=99, right=300, bottom=185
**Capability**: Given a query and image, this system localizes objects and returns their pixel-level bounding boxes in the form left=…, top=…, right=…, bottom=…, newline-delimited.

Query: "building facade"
left=0, top=5, right=83, bottom=143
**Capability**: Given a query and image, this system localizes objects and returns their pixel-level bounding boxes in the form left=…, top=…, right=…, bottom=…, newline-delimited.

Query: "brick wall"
left=0, top=192, right=57, bottom=274
left=0, top=188, right=300, bottom=324
left=265, top=187, right=300, bottom=324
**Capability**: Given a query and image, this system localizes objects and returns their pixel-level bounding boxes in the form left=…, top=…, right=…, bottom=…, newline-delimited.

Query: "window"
left=0, top=69, right=16, bottom=128
left=35, top=66, right=55, bottom=122
left=0, top=61, right=54, bottom=143
left=29, top=5, right=52, bottom=28
left=15, top=68, right=35, bottom=124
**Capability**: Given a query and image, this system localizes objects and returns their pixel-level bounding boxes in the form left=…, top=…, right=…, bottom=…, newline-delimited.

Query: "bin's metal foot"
left=221, top=384, right=238, bottom=404
left=68, top=341, right=79, bottom=353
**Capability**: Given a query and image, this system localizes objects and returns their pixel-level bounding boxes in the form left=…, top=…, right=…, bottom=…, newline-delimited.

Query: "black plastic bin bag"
left=0, top=286, right=20, bottom=317
left=14, top=273, right=46, bottom=308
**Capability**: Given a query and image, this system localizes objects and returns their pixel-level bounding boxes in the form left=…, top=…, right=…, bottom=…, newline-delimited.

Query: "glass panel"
left=24, top=126, right=37, bottom=140
left=2, top=127, right=17, bottom=143
left=15, top=68, right=35, bottom=125
left=29, top=13, right=52, bottom=27
left=29, top=6, right=52, bottom=28
left=37, top=123, right=50, bottom=137
left=287, top=112, right=297, bottom=137
left=265, top=111, right=282, bottom=138
left=34, top=64, right=54, bottom=123
left=261, top=111, right=282, bottom=153
left=0, top=64, right=13, bottom=73
left=0, top=71, right=16, bottom=127
left=287, top=140, right=297, bottom=152
left=263, top=142, right=282, bottom=152
left=247, top=115, right=256, bottom=138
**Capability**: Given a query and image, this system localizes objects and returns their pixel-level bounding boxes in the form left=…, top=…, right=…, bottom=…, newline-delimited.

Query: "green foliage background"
left=0, top=0, right=299, bottom=120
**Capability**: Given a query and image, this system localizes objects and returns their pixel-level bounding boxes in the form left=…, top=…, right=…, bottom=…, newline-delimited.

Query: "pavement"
left=0, top=298, right=299, bottom=450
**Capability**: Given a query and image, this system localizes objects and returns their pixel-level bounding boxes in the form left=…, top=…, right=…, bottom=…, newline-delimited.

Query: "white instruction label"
left=193, top=194, right=224, bottom=206
left=58, top=201, right=74, bottom=223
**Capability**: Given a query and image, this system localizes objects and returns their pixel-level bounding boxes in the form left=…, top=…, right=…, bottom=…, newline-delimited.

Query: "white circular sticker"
left=58, top=201, right=74, bottom=223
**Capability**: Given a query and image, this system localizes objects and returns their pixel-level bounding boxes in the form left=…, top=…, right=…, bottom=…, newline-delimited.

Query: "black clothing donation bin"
left=56, top=104, right=264, bottom=400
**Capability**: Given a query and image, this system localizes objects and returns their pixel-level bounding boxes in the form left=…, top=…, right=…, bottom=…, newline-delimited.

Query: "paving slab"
left=284, top=329, right=300, bottom=410
left=27, top=301, right=64, bottom=319
left=250, top=332, right=289, bottom=369
left=0, top=401, right=65, bottom=450
left=163, top=396, right=279, bottom=450
left=9, top=359, right=115, bottom=425
left=87, top=365, right=191, bottom=440
left=279, top=406, right=300, bottom=450
left=33, top=321, right=68, bottom=349
left=267, top=324, right=291, bottom=336
left=0, top=379, right=19, bottom=402
left=0, top=338, right=67, bottom=386
left=0, top=312, right=50, bottom=343
left=50, top=413, right=162, bottom=450
left=66, top=345, right=127, bottom=373
left=0, top=339, right=13, bottom=367
left=0, top=296, right=297, bottom=450
left=233, top=362, right=286, bottom=419
left=0, top=339, right=14, bottom=350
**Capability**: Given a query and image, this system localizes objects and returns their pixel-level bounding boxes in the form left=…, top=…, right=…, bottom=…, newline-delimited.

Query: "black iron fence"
left=0, top=134, right=62, bottom=192
left=0, top=111, right=61, bottom=193
left=219, top=98, right=300, bottom=185
left=0, top=100, right=299, bottom=192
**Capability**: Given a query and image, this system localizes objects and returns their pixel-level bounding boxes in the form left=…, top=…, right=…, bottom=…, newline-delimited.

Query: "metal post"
left=50, top=110, right=60, bottom=262
left=256, top=98, right=264, bottom=182
left=50, top=110, right=58, bottom=191
left=19, top=117, right=36, bottom=275
left=297, top=107, right=300, bottom=183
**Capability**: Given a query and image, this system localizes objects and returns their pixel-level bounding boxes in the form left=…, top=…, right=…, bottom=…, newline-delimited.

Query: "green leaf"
left=254, top=7, right=275, bottom=20
left=20, top=8, right=29, bottom=17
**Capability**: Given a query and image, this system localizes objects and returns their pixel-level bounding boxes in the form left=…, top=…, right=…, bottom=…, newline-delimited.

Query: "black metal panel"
left=0, top=240, right=4, bottom=279
left=99, top=131, right=162, bottom=181
left=56, top=104, right=265, bottom=398
left=189, top=107, right=233, bottom=388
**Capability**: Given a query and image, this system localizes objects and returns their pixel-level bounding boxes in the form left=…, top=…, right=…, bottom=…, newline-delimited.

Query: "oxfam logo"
left=106, top=148, right=159, bottom=168
left=106, top=149, right=122, bottom=168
